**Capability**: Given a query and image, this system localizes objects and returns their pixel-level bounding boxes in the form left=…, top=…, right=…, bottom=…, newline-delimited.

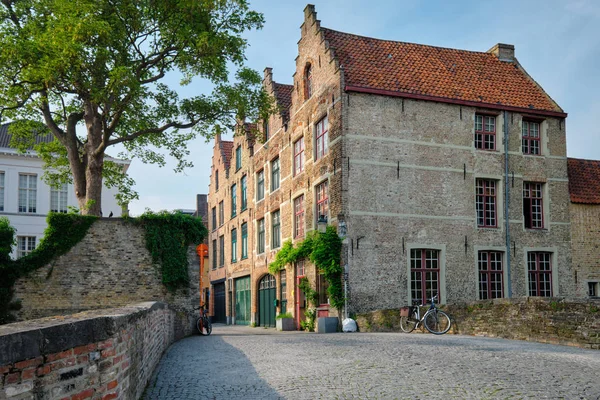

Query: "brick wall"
left=0, top=302, right=184, bottom=400
left=570, top=203, right=600, bottom=297
left=355, top=298, right=600, bottom=349
left=11, top=219, right=200, bottom=326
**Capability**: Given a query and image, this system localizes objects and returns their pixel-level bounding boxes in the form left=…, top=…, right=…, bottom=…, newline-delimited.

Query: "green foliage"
left=276, top=312, right=293, bottom=320
left=133, top=211, right=207, bottom=291
left=0, top=0, right=275, bottom=214
left=269, top=227, right=344, bottom=312
left=300, top=308, right=316, bottom=332
left=298, top=276, right=319, bottom=307
left=0, top=214, right=97, bottom=324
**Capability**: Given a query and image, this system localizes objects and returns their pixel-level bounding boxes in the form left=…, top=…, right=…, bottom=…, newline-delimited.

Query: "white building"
left=0, top=123, right=130, bottom=258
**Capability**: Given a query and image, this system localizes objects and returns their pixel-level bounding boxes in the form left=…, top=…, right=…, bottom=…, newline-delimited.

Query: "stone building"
left=568, top=158, right=600, bottom=299
left=207, top=5, right=575, bottom=327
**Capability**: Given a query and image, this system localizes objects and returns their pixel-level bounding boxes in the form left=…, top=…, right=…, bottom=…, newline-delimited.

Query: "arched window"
left=304, top=64, right=312, bottom=100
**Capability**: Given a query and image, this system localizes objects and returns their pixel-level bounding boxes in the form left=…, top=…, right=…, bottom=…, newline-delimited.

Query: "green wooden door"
left=234, top=276, right=251, bottom=325
left=259, top=274, right=276, bottom=327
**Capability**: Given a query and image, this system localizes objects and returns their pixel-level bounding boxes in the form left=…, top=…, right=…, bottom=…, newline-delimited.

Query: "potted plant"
left=276, top=312, right=295, bottom=331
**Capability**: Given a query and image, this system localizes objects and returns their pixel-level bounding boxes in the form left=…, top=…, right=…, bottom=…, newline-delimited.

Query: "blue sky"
left=126, top=0, right=600, bottom=215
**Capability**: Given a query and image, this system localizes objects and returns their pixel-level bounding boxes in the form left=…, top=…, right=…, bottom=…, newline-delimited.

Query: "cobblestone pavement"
left=143, top=324, right=600, bottom=400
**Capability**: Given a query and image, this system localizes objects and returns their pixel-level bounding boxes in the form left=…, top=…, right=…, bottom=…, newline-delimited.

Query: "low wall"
left=0, top=302, right=187, bottom=400
left=356, top=297, right=600, bottom=349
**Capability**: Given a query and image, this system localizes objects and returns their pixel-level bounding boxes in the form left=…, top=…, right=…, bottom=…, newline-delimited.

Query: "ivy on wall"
left=130, top=211, right=207, bottom=291
left=269, top=225, right=344, bottom=312
left=0, top=213, right=97, bottom=324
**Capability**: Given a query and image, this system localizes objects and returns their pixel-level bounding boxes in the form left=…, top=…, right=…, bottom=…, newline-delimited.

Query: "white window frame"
left=18, top=173, right=37, bottom=213
left=50, top=183, right=68, bottom=213
left=17, top=236, right=36, bottom=258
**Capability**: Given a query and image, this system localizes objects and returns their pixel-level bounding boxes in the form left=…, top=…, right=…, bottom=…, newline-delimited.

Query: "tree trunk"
left=76, top=104, right=105, bottom=216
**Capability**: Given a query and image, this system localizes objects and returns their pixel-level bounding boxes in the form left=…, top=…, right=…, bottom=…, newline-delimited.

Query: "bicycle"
left=195, top=306, right=212, bottom=336
left=399, top=294, right=451, bottom=335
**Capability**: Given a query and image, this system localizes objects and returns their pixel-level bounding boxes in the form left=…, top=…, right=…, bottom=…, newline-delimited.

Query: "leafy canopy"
left=0, top=0, right=272, bottom=207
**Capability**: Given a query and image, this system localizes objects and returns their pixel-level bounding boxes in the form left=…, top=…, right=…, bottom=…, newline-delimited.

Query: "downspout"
left=504, top=111, right=512, bottom=297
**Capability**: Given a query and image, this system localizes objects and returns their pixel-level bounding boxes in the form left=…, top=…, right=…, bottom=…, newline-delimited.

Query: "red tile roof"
left=273, top=83, right=293, bottom=120
left=220, top=140, right=233, bottom=170
left=323, top=28, right=563, bottom=115
left=568, top=158, right=600, bottom=204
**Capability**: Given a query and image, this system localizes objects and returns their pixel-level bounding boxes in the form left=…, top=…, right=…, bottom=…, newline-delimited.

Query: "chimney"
left=487, top=43, right=515, bottom=62
left=196, top=194, right=208, bottom=221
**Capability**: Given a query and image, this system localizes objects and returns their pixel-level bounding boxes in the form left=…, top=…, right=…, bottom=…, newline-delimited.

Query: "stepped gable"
left=322, top=28, right=563, bottom=114
left=273, top=82, right=293, bottom=121
left=220, top=140, right=234, bottom=170
left=568, top=158, right=600, bottom=204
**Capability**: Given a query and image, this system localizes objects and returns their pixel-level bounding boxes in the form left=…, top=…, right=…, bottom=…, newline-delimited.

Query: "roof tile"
left=568, top=158, right=600, bottom=204
left=323, top=29, right=562, bottom=113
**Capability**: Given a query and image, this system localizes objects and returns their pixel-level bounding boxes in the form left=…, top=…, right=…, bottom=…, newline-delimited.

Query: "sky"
left=125, top=0, right=600, bottom=216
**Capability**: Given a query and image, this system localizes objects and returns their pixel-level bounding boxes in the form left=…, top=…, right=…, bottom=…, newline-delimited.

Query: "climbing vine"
left=130, top=211, right=207, bottom=291
left=0, top=213, right=97, bottom=324
left=270, top=225, right=344, bottom=313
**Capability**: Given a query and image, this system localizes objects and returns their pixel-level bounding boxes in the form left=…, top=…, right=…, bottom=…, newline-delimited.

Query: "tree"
left=0, top=0, right=271, bottom=215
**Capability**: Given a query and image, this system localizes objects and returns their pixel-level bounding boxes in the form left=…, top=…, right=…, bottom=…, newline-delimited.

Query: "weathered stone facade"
left=570, top=203, right=600, bottom=297
left=207, top=5, right=577, bottom=325
left=12, top=220, right=200, bottom=324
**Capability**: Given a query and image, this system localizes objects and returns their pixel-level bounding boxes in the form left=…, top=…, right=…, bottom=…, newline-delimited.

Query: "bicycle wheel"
left=196, top=317, right=206, bottom=335
left=399, top=314, right=417, bottom=333
left=423, top=310, right=451, bottom=335
left=203, top=317, right=212, bottom=336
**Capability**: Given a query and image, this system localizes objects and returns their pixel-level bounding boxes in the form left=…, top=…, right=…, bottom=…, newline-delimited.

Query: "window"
left=212, top=239, right=217, bottom=269
left=236, top=146, right=242, bottom=170
left=317, top=273, right=329, bottom=305
left=315, top=116, right=329, bottom=160
left=231, top=228, right=237, bottom=263
left=527, top=252, right=552, bottom=297
left=0, top=172, right=4, bottom=211
left=280, top=270, right=287, bottom=313
left=475, top=114, right=496, bottom=150
left=241, top=223, right=248, bottom=259
left=476, top=179, right=497, bottom=228
left=257, top=218, right=265, bottom=254
left=272, top=210, right=281, bottom=249
left=18, top=174, right=37, bottom=213
left=296, top=259, right=305, bottom=276
left=478, top=251, right=503, bottom=300
left=315, top=181, right=329, bottom=224
left=271, top=158, right=280, bottom=191
left=523, top=182, right=544, bottom=229
left=211, top=207, right=217, bottom=231
left=293, top=138, right=305, bottom=175
left=240, top=176, right=247, bottom=211
left=294, top=195, right=305, bottom=238
left=17, top=236, right=36, bottom=258
left=50, top=183, right=68, bottom=213
left=522, top=120, right=541, bottom=155
left=219, top=235, right=225, bottom=267
left=589, top=282, right=599, bottom=298
left=218, top=201, right=224, bottom=226
left=231, top=184, right=237, bottom=217
left=256, top=170, right=265, bottom=201
left=263, top=120, right=269, bottom=142
left=215, top=170, right=219, bottom=191
left=304, top=64, right=312, bottom=100
left=410, top=249, right=440, bottom=305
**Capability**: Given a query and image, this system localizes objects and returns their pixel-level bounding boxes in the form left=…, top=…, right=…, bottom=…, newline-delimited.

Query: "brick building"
left=568, top=158, right=600, bottom=299
left=207, top=5, right=576, bottom=327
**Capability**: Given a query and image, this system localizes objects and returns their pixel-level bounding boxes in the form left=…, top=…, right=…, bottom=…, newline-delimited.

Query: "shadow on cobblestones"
left=143, top=330, right=284, bottom=400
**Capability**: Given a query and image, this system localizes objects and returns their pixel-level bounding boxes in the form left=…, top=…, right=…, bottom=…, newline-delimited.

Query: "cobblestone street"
left=143, top=324, right=600, bottom=399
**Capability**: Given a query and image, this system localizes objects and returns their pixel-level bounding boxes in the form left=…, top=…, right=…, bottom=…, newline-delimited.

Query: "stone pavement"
left=143, top=324, right=600, bottom=399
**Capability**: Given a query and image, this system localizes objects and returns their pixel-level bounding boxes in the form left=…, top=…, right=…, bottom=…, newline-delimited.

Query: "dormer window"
left=304, top=64, right=312, bottom=100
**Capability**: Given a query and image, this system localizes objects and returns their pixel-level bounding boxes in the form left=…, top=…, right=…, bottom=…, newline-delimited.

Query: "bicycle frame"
left=412, top=296, right=438, bottom=327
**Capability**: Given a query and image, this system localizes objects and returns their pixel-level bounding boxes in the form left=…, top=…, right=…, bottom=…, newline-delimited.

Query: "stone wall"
left=570, top=203, right=600, bottom=297
left=12, top=219, right=200, bottom=327
left=355, top=298, right=600, bottom=349
left=0, top=302, right=187, bottom=400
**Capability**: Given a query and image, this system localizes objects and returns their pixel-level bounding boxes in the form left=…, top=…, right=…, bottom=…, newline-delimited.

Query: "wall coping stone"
left=0, top=302, right=165, bottom=366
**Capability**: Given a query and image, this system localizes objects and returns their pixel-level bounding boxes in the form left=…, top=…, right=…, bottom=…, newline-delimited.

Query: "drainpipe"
left=504, top=111, right=512, bottom=298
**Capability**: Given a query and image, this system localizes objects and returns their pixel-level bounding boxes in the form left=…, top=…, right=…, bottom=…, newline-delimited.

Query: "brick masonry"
left=11, top=219, right=200, bottom=329
left=356, top=297, right=600, bottom=349
left=570, top=203, right=600, bottom=297
left=0, top=302, right=183, bottom=400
